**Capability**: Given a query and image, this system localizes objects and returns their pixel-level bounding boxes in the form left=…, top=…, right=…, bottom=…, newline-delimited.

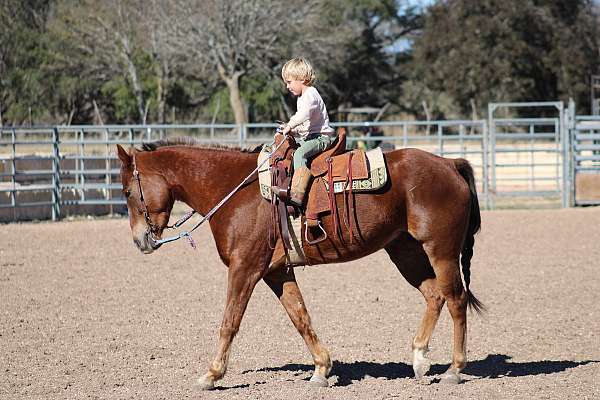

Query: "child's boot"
left=289, top=166, right=312, bottom=207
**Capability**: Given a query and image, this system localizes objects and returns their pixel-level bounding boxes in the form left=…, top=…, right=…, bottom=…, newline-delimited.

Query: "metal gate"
left=488, top=102, right=567, bottom=208
left=569, top=104, right=600, bottom=206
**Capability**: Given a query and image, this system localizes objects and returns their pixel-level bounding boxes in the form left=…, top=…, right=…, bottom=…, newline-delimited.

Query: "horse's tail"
left=454, top=158, right=486, bottom=315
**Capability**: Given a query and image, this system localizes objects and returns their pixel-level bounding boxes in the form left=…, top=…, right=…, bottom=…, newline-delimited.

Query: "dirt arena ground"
left=1, top=207, right=599, bottom=400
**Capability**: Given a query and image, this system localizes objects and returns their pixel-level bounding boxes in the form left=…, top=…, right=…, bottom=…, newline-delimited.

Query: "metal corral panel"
left=488, top=102, right=566, bottom=208
left=572, top=116, right=600, bottom=206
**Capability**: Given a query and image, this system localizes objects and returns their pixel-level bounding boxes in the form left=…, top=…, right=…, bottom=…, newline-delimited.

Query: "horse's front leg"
left=263, top=267, right=332, bottom=386
left=196, top=264, right=265, bottom=390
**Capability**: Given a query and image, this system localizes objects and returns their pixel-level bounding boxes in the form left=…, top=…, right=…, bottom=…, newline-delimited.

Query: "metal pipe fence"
left=1, top=104, right=588, bottom=222
left=571, top=114, right=600, bottom=206
left=1, top=120, right=488, bottom=221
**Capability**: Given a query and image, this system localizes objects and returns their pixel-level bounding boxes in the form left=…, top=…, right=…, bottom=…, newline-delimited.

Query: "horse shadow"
left=242, top=354, right=597, bottom=387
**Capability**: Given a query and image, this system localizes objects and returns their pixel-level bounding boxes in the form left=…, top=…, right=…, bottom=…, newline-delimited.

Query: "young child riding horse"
left=278, top=57, right=336, bottom=207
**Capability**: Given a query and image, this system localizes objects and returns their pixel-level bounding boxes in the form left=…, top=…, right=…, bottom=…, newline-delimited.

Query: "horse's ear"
left=116, top=144, right=132, bottom=167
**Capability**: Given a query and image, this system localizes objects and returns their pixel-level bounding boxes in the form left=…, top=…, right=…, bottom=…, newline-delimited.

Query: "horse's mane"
left=140, top=137, right=264, bottom=153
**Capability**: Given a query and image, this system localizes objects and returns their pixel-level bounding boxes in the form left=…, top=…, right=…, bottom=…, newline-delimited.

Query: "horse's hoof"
left=309, top=375, right=329, bottom=387
left=412, top=349, right=431, bottom=380
left=195, top=374, right=215, bottom=391
left=413, top=358, right=431, bottom=380
left=440, top=371, right=462, bottom=384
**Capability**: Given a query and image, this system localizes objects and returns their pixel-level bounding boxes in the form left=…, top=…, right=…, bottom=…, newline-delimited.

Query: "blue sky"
left=390, top=0, right=435, bottom=53
left=405, top=0, right=435, bottom=9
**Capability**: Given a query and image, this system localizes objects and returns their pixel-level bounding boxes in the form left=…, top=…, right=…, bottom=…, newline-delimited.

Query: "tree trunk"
left=67, top=108, right=75, bottom=126
left=93, top=100, right=104, bottom=125
left=156, top=59, right=167, bottom=124
left=470, top=98, right=478, bottom=135
left=126, top=56, right=145, bottom=123
left=422, top=100, right=431, bottom=135
left=215, top=63, right=246, bottom=125
left=120, top=36, right=146, bottom=123
left=224, top=72, right=247, bottom=125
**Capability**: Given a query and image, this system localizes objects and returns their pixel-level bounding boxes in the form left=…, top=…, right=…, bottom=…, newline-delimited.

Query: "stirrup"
left=305, top=219, right=327, bottom=245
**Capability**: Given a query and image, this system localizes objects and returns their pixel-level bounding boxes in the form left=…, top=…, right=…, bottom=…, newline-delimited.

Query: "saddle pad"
left=258, top=147, right=273, bottom=200
left=324, top=147, right=387, bottom=193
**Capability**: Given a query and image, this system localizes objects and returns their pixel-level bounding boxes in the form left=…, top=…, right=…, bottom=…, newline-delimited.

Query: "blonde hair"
left=281, top=57, right=316, bottom=86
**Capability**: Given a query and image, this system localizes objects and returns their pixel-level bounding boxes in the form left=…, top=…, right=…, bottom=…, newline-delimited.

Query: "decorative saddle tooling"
left=257, top=130, right=388, bottom=265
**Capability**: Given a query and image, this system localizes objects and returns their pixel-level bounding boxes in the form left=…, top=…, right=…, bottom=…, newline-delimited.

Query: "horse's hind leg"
left=412, top=279, right=445, bottom=379
left=422, top=247, right=468, bottom=384
left=385, top=235, right=445, bottom=381
left=263, top=267, right=332, bottom=386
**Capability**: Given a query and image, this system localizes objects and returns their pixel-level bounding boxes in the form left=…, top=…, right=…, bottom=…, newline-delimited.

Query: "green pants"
left=293, top=134, right=333, bottom=171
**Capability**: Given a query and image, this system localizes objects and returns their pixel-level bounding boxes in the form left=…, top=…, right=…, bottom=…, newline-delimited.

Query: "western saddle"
left=268, top=128, right=372, bottom=247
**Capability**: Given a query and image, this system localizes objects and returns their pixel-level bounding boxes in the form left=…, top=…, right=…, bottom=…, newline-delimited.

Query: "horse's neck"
left=159, top=147, right=258, bottom=215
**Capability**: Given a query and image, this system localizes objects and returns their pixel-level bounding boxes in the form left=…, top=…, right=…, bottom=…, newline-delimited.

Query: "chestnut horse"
left=116, top=138, right=483, bottom=389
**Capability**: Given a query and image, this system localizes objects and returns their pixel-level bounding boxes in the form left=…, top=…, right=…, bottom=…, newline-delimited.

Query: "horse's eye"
left=124, top=190, right=131, bottom=198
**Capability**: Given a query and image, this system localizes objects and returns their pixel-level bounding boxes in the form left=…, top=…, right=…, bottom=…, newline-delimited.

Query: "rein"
left=131, top=135, right=289, bottom=249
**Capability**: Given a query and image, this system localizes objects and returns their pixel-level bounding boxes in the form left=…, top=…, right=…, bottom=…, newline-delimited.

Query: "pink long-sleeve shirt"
left=287, top=86, right=335, bottom=139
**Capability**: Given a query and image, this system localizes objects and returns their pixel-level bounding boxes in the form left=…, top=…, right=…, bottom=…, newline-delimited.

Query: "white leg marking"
left=196, top=373, right=215, bottom=390
left=309, top=374, right=329, bottom=387
left=413, top=348, right=431, bottom=380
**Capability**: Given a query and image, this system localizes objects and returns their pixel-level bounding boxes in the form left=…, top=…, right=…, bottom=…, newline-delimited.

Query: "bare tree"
left=53, top=0, right=148, bottom=123
left=147, top=2, right=173, bottom=124
left=49, top=0, right=374, bottom=125
left=171, top=0, right=319, bottom=125
left=139, top=0, right=188, bottom=123
left=93, top=0, right=148, bottom=122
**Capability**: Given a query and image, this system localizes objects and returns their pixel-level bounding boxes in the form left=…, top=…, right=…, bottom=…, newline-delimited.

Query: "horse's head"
left=116, top=144, right=174, bottom=254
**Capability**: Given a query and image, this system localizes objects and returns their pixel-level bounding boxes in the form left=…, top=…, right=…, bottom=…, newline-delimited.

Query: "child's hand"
left=275, top=123, right=291, bottom=137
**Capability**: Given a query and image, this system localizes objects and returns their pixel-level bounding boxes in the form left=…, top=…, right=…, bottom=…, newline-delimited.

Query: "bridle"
left=131, top=153, right=197, bottom=247
left=127, top=134, right=289, bottom=249
left=131, top=154, right=161, bottom=236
